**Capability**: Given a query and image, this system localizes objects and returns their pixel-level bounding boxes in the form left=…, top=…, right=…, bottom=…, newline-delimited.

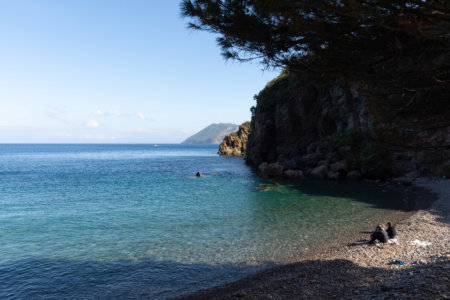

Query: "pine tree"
left=181, top=0, right=449, bottom=105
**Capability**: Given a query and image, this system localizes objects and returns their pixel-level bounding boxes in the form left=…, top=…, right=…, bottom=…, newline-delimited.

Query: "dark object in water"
left=196, top=171, right=203, bottom=177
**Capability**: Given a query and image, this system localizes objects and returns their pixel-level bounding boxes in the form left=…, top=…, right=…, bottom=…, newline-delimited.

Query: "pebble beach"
left=177, top=178, right=449, bottom=299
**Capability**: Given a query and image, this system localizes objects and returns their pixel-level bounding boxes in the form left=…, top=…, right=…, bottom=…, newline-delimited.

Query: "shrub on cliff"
left=322, top=129, right=392, bottom=178
left=252, top=70, right=296, bottom=114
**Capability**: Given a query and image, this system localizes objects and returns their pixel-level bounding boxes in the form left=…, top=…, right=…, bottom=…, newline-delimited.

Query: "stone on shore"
left=258, top=162, right=283, bottom=177
left=284, top=169, right=304, bottom=179
left=346, top=170, right=362, bottom=180
left=311, top=165, right=328, bottom=179
left=330, top=160, right=348, bottom=172
left=327, top=170, right=340, bottom=180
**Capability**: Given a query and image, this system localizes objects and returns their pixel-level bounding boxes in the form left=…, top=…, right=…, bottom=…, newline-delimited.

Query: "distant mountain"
left=182, top=123, right=238, bottom=144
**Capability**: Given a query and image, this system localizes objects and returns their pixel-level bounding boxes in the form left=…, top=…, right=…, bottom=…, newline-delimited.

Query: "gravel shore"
left=176, top=178, right=449, bottom=299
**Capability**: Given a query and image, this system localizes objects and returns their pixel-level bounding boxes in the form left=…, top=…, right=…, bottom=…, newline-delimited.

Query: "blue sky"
left=0, top=0, right=278, bottom=143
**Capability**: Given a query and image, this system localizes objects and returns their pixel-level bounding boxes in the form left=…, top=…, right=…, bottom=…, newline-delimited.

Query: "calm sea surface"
left=0, top=144, right=407, bottom=299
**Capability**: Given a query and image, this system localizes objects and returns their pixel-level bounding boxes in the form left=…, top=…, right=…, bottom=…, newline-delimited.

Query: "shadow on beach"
left=175, top=257, right=449, bottom=299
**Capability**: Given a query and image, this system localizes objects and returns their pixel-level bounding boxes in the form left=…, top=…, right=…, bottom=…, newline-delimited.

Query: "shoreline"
left=175, top=178, right=449, bottom=299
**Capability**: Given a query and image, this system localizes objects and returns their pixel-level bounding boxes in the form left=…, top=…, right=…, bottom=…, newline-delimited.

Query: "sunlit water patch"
left=0, top=144, right=409, bottom=299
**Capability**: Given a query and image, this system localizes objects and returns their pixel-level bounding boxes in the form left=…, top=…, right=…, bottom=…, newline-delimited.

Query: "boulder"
left=346, top=170, right=362, bottom=180
left=392, top=177, right=412, bottom=186
left=327, top=171, right=340, bottom=180
left=391, top=171, right=418, bottom=185
left=330, top=160, right=348, bottom=172
left=311, top=165, right=328, bottom=179
left=284, top=169, right=304, bottom=179
left=301, top=153, right=324, bottom=167
left=258, top=162, right=283, bottom=177
left=317, top=160, right=330, bottom=167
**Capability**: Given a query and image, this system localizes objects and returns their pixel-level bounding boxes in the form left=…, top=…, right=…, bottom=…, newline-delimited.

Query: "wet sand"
left=175, top=178, right=449, bottom=299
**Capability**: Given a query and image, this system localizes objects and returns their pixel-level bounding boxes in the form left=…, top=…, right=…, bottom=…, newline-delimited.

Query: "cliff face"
left=218, top=121, right=250, bottom=157
left=245, top=72, right=450, bottom=180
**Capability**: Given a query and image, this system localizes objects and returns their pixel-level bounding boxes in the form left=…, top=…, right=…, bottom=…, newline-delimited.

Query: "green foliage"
left=324, top=129, right=392, bottom=176
left=253, top=70, right=296, bottom=114
left=239, top=121, right=251, bottom=132
left=181, top=0, right=450, bottom=106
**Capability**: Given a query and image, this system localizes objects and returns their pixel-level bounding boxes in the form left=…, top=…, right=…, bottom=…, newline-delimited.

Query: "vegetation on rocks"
left=322, top=129, right=392, bottom=178
left=252, top=70, right=296, bottom=114
left=218, top=121, right=251, bottom=157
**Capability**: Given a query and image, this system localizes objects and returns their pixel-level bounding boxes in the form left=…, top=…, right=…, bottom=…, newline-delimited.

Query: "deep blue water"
left=0, top=144, right=407, bottom=299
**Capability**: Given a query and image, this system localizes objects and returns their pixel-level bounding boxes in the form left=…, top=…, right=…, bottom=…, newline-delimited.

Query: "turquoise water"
left=0, top=144, right=407, bottom=299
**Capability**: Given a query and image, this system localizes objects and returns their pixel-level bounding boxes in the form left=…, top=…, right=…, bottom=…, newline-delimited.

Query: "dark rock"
left=330, top=160, right=348, bottom=172
left=392, top=177, right=412, bottom=186
left=259, top=162, right=283, bottom=177
left=317, top=160, right=329, bottom=167
left=346, top=170, right=362, bottom=180
left=306, top=143, right=318, bottom=154
left=327, top=171, right=340, bottom=180
left=301, top=153, right=324, bottom=167
left=284, top=169, right=304, bottom=179
left=311, top=165, right=328, bottom=179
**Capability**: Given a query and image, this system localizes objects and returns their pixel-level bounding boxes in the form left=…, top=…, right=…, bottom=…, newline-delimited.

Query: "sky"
left=0, top=0, right=279, bottom=143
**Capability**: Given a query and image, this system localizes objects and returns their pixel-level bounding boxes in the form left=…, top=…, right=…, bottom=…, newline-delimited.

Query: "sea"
left=0, top=144, right=410, bottom=299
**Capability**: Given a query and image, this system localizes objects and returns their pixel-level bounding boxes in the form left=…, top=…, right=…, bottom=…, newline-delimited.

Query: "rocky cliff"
left=218, top=121, right=250, bottom=156
left=245, top=71, right=450, bottom=181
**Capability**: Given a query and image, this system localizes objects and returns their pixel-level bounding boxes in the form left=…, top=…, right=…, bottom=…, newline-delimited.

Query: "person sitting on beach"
left=386, top=222, right=399, bottom=245
left=369, top=224, right=389, bottom=244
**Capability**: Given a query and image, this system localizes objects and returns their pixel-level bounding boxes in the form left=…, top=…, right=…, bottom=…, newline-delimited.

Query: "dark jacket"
left=379, top=229, right=389, bottom=243
left=387, top=226, right=397, bottom=239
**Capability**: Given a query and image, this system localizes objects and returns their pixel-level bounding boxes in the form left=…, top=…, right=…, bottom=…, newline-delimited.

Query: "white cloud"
left=93, top=109, right=151, bottom=122
left=93, top=109, right=130, bottom=117
left=85, top=120, right=99, bottom=128
left=109, top=109, right=126, bottom=116
left=93, top=109, right=128, bottom=117
left=136, top=112, right=147, bottom=120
